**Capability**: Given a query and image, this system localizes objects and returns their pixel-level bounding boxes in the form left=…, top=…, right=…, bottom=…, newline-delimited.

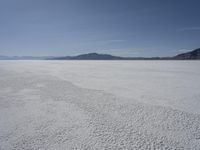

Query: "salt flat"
left=0, top=60, right=200, bottom=149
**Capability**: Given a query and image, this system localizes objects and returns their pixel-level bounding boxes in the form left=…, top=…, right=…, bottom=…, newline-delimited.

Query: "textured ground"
left=0, top=60, right=200, bottom=149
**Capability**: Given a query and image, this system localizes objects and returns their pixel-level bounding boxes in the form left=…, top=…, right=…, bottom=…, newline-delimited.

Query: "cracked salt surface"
left=0, top=61, right=200, bottom=149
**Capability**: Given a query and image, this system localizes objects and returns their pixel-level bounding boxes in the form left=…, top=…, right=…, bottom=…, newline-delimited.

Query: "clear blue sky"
left=0, top=0, right=200, bottom=57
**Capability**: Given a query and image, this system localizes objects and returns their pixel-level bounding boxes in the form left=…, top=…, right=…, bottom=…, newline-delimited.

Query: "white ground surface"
left=0, top=60, right=200, bottom=149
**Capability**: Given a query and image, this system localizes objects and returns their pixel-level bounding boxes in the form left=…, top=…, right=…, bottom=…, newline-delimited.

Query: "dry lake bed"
left=0, top=60, right=200, bottom=149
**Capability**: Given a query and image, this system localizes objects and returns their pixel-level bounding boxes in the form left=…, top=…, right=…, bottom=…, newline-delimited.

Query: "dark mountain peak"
left=174, top=48, right=200, bottom=60
left=83, top=52, right=99, bottom=55
left=78, top=53, right=112, bottom=56
left=54, top=53, right=124, bottom=60
left=77, top=53, right=103, bottom=57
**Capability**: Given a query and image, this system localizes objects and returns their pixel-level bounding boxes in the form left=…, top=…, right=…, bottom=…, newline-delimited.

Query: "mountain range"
left=0, top=48, right=200, bottom=60
left=173, top=48, right=200, bottom=60
left=51, top=48, right=200, bottom=60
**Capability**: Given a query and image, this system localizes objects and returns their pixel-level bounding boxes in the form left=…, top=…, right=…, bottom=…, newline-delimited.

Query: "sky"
left=0, top=0, right=200, bottom=57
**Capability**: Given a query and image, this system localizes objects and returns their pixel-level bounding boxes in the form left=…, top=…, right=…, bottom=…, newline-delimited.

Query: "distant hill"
left=50, top=53, right=169, bottom=60
left=51, top=49, right=200, bottom=60
left=1, top=48, right=200, bottom=60
left=173, top=48, right=200, bottom=60
left=51, top=53, right=124, bottom=60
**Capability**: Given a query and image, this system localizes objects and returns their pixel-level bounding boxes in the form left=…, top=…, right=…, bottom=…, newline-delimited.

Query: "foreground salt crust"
left=0, top=61, right=200, bottom=149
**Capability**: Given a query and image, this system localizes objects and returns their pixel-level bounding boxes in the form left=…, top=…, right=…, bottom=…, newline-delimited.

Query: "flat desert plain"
left=0, top=60, right=200, bottom=149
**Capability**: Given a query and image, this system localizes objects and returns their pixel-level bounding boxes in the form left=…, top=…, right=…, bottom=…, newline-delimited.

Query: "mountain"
left=173, top=48, right=200, bottom=60
left=51, top=49, right=200, bottom=60
left=50, top=53, right=171, bottom=60
left=51, top=53, right=124, bottom=60
left=1, top=48, right=200, bottom=60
